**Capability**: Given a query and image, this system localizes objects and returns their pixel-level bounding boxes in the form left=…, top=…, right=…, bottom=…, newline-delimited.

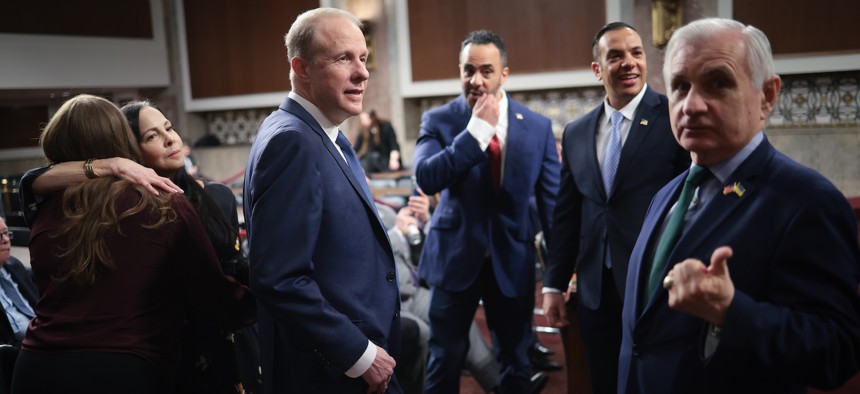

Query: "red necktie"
left=488, top=134, right=501, bottom=189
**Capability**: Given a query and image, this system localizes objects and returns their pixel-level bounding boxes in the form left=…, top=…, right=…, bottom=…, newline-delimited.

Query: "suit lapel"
left=639, top=139, right=774, bottom=315
left=581, top=106, right=605, bottom=200
left=615, top=88, right=660, bottom=189
left=665, top=140, right=772, bottom=267
left=280, top=98, right=384, bottom=232
left=502, top=101, right=527, bottom=193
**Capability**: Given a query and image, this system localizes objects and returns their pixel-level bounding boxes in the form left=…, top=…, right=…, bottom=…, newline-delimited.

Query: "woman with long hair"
left=11, top=94, right=254, bottom=394
left=19, top=100, right=260, bottom=393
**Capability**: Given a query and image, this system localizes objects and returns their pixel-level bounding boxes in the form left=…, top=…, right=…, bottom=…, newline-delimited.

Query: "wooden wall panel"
left=408, top=0, right=605, bottom=81
left=0, top=0, right=152, bottom=38
left=733, top=0, right=860, bottom=55
left=0, top=106, right=48, bottom=150
left=183, top=0, right=318, bottom=99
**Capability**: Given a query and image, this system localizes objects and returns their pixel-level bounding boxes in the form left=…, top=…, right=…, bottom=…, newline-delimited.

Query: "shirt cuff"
left=467, top=116, right=495, bottom=151
left=344, top=340, right=376, bottom=378
left=541, top=287, right=563, bottom=294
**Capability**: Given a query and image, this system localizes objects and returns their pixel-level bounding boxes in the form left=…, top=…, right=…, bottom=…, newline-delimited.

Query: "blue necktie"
left=335, top=131, right=376, bottom=209
left=644, top=165, right=709, bottom=298
left=602, top=111, right=624, bottom=197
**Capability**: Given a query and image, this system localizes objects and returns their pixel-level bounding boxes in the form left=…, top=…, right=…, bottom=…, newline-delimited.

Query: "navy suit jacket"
left=544, top=86, right=689, bottom=308
left=0, top=257, right=38, bottom=346
left=413, top=94, right=560, bottom=298
left=243, top=97, right=401, bottom=393
left=618, top=138, right=860, bottom=393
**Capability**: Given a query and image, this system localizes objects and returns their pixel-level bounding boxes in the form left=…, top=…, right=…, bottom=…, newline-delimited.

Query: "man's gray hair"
left=284, top=8, right=362, bottom=85
left=663, top=18, right=775, bottom=90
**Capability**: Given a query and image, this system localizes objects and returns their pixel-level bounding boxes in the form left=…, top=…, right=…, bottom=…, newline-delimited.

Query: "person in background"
left=356, top=110, right=402, bottom=173
left=20, top=100, right=260, bottom=394
left=413, top=29, right=560, bottom=393
left=11, top=94, right=254, bottom=394
left=541, top=22, right=690, bottom=394
left=0, top=216, right=37, bottom=349
left=618, top=18, right=860, bottom=393
left=243, top=7, right=400, bottom=394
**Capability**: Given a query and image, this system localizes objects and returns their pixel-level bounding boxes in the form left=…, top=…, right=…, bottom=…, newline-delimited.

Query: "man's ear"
left=761, top=75, right=781, bottom=118
left=291, top=56, right=310, bottom=81
left=592, top=62, right=602, bottom=80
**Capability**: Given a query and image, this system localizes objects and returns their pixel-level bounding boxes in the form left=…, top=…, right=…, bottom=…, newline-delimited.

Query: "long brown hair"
left=39, top=94, right=175, bottom=285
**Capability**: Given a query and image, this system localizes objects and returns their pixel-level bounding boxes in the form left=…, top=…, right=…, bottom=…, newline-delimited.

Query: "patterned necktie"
left=487, top=134, right=501, bottom=189
left=335, top=131, right=375, bottom=206
left=602, top=111, right=624, bottom=197
left=644, top=165, right=710, bottom=298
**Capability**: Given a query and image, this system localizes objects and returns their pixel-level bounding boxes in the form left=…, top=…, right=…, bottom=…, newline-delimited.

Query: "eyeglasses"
left=0, top=231, right=12, bottom=241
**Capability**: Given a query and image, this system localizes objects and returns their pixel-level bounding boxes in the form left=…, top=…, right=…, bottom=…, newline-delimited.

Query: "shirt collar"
left=288, top=91, right=340, bottom=143
left=602, top=83, right=648, bottom=123
left=707, top=131, right=764, bottom=184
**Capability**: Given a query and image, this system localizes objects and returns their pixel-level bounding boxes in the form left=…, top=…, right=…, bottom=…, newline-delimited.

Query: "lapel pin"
left=722, top=182, right=745, bottom=197
left=515, top=113, right=524, bottom=120
left=639, top=119, right=649, bottom=126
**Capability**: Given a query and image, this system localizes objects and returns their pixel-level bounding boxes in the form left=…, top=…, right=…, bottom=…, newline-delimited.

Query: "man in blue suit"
left=243, top=8, right=400, bottom=394
left=413, top=30, right=560, bottom=393
left=0, top=217, right=38, bottom=348
left=618, top=18, right=860, bottom=393
left=541, top=22, right=689, bottom=394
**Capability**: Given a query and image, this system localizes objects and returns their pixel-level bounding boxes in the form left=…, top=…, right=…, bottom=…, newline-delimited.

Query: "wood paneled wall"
left=0, top=106, right=48, bottom=150
left=0, top=1, right=152, bottom=38
left=733, top=0, right=860, bottom=55
left=183, top=0, right=317, bottom=99
left=407, top=0, right=605, bottom=81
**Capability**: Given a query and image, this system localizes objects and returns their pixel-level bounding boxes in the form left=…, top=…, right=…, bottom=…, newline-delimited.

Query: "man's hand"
left=665, top=246, right=736, bottom=325
left=394, top=207, right=419, bottom=235
left=406, top=191, right=430, bottom=223
left=473, top=91, right=500, bottom=127
left=542, top=292, right=569, bottom=328
left=362, top=345, right=396, bottom=393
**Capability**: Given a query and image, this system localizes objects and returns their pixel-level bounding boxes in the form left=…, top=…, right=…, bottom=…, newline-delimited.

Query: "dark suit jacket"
left=545, top=86, right=690, bottom=308
left=243, top=97, right=401, bottom=393
left=0, top=257, right=37, bottom=346
left=413, top=94, right=560, bottom=298
left=618, top=138, right=860, bottom=393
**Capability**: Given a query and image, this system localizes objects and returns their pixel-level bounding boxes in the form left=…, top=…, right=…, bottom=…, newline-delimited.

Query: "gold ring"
left=663, top=275, right=674, bottom=290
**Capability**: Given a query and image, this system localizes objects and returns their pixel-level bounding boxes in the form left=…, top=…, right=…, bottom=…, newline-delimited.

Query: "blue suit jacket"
left=0, top=257, right=38, bottom=346
left=544, top=86, right=689, bottom=308
left=618, top=138, right=860, bottom=393
left=243, top=97, right=401, bottom=393
left=413, top=94, right=560, bottom=298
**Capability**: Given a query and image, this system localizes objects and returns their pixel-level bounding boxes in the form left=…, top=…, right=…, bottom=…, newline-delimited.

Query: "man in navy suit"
left=541, top=22, right=689, bottom=394
left=618, top=18, right=860, bottom=393
left=0, top=217, right=38, bottom=348
left=243, top=8, right=400, bottom=394
left=413, top=30, right=560, bottom=393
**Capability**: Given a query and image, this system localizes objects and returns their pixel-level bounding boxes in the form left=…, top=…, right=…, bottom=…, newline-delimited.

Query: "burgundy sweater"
left=23, top=189, right=254, bottom=372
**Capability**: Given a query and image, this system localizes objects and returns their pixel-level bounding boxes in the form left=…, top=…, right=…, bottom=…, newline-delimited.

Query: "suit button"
left=632, top=343, right=640, bottom=356
left=386, top=272, right=396, bottom=282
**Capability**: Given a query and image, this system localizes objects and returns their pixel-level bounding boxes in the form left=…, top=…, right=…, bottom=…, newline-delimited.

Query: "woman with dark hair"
left=11, top=94, right=254, bottom=394
left=355, top=110, right=402, bottom=173
left=19, top=100, right=260, bottom=393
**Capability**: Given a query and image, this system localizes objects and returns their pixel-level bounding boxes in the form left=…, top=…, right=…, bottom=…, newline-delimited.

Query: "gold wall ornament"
left=360, top=20, right=376, bottom=71
left=652, top=0, right=684, bottom=48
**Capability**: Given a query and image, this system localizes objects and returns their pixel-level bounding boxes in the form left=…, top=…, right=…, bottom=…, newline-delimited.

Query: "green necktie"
left=644, top=165, right=709, bottom=298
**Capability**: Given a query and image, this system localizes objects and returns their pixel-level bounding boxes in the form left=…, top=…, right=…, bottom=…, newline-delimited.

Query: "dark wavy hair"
left=121, top=100, right=239, bottom=262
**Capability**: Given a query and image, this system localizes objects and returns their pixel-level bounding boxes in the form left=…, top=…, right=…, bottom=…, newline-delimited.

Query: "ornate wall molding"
left=770, top=71, right=860, bottom=128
